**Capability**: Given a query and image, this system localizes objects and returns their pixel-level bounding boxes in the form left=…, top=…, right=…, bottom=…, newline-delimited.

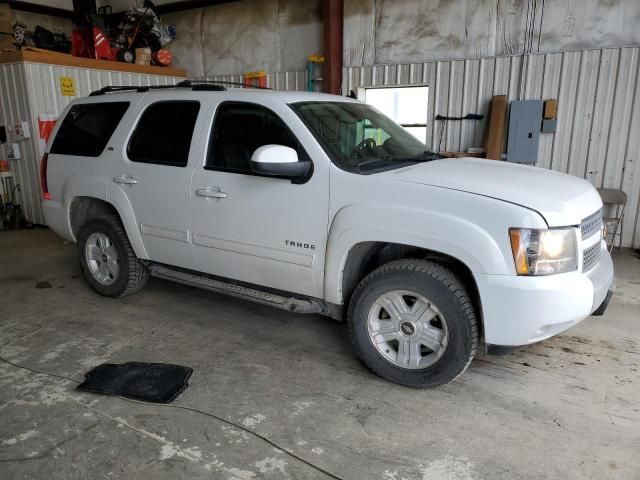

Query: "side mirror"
left=250, top=145, right=311, bottom=179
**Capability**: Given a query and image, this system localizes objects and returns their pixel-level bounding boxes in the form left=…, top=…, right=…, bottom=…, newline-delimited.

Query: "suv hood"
left=390, top=158, right=602, bottom=226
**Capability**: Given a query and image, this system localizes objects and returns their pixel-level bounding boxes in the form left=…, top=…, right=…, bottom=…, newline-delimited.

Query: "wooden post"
left=485, top=95, right=508, bottom=160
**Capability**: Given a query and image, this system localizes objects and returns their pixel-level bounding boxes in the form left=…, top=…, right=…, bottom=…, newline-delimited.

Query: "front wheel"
left=77, top=214, right=149, bottom=298
left=348, top=259, right=479, bottom=388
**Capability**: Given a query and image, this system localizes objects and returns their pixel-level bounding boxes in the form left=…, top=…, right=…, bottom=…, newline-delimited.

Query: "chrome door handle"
left=196, top=187, right=227, bottom=199
left=113, top=175, right=138, bottom=185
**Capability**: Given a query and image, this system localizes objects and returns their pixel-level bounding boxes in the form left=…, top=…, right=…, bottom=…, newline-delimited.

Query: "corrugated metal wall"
left=206, top=71, right=309, bottom=91
left=345, top=46, right=640, bottom=248
left=0, top=63, right=39, bottom=227
left=5, top=52, right=637, bottom=247
left=0, top=61, right=182, bottom=225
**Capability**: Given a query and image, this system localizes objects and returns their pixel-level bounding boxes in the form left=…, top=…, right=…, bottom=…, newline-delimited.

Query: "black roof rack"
left=89, top=83, right=226, bottom=96
left=88, top=79, right=271, bottom=96
left=178, top=79, right=272, bottom=90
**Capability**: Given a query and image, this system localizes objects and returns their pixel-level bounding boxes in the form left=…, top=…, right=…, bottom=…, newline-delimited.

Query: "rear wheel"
left=348, top=259, right=478, bottom=388
left=77, top=214, right=149, bottom=297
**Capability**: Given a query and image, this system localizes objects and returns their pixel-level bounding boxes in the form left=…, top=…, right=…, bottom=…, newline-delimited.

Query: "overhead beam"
left=8, top=0, right=241, bottom=18
left=322, top=0, right=343, bottom=95
left=8, top=1, right=74, bottom=19
left=156, top=0, right=241, bottom=15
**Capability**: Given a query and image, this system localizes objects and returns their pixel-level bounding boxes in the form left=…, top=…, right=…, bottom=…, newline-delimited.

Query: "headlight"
left=509, top=228, right=578, bottom=276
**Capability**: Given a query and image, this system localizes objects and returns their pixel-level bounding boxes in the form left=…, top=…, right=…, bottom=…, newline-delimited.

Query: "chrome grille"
left=581, top=210, right=602, bottom=239
left=582, top=242, right=601, bottom=272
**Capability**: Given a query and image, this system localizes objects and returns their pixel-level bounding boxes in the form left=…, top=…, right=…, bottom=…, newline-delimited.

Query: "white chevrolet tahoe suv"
left=41, top=81, right=614, bottom=388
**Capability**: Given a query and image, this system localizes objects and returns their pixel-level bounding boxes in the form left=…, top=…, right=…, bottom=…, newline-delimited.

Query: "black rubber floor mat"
left=77, top=362, right=193, bottom=403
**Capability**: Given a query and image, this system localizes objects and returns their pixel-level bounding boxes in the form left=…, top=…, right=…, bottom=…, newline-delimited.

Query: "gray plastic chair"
left=597, top=188, right=627, bottom=251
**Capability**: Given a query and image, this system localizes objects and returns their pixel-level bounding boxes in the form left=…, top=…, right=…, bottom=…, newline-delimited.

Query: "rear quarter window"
left=50, top=102, right=129, bottom=157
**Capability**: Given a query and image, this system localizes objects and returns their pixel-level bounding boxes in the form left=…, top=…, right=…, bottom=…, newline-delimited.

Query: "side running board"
left=149, top=266, right=325, bottom=314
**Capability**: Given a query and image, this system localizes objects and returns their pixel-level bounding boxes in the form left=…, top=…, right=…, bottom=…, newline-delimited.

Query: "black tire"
left=77, top=214, right=149, bottom=298
left=348, top=259, right=479, bottom=388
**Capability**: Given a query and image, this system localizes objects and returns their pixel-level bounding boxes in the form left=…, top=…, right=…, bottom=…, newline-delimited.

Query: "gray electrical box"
left=506, top=100, right=544, bottom=164
left=541, top=118, right=557, bottom=133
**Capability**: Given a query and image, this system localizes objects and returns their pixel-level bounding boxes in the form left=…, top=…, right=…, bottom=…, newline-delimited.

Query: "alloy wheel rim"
left=85, top=232, right=119, bottom=286
left=366, top=290, right=449, bottom=369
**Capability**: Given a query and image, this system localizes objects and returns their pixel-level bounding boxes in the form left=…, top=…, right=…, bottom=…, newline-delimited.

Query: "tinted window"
left=206, top=102, right=307, bottom=173
left=128, top=101, right=200, bottom=167
left=50, top=102, right=129, bottom=157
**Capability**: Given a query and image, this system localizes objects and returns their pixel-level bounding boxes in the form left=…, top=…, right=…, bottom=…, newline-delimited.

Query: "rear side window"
left=128, top=101, right=200, bottom=167
left=50, top=102, right=129, bottom=157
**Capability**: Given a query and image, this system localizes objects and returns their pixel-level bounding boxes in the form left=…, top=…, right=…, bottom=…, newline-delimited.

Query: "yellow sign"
left=59, top=76, right=76, bottom=96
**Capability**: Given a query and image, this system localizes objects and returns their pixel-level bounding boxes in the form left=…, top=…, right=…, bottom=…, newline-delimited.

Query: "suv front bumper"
left=474, top=242, right=614, bottom=346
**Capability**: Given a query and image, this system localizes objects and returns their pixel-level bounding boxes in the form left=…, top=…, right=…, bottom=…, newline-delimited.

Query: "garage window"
left=50, top=102, right=129, bottom=157
left=362, top=86, right=428, bottom=143
left=206, top=102, right=308, bottom=174
left=128, top=101, right=200, bottom=167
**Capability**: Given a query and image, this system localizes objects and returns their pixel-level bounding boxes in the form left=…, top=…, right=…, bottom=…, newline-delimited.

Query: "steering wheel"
left=350, top=137, right=377, bottom=158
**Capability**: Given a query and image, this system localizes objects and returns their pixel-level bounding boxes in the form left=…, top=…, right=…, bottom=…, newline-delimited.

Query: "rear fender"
left=62, top=175, right=148, bottom=259
left=105, top=185, right=149, bottom=259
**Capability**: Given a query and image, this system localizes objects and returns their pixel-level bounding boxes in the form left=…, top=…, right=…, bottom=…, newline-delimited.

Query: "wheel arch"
left=339, top=241, right=483, bottom=337
left=69, top=196, right=148, bottom=259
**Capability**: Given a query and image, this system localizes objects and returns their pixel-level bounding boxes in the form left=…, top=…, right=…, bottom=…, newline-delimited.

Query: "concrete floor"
left=1, top=229, right=638, bottom=480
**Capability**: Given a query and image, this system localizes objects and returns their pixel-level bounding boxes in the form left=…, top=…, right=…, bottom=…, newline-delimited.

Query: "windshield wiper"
left=354, top=152, right=441, bottom=171
left=385, top=151, right=443, bottom=162
left=353, top=150, right=443, bottom=170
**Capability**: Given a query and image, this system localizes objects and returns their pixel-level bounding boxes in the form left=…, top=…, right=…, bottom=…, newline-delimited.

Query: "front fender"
left=324, top=202, right=536, bottom=305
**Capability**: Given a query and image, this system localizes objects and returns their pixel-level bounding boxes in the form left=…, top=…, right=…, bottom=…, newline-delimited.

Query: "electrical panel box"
left=506, top=100, right=544, bottom=164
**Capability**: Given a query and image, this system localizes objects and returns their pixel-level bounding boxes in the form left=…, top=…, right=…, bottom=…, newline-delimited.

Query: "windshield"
left=291, top=101, right=441, bottom=174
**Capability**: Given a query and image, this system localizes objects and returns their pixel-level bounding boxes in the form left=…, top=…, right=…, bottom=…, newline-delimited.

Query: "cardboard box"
left=0, top=4, right=17, bottom=51
left=0, top=3, right=16, bottom=33
left=135, top=47, right=152, bottom=63
left=0, top=32, right=15, bottom=50
left=136, top=60, right=150, bottom=66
